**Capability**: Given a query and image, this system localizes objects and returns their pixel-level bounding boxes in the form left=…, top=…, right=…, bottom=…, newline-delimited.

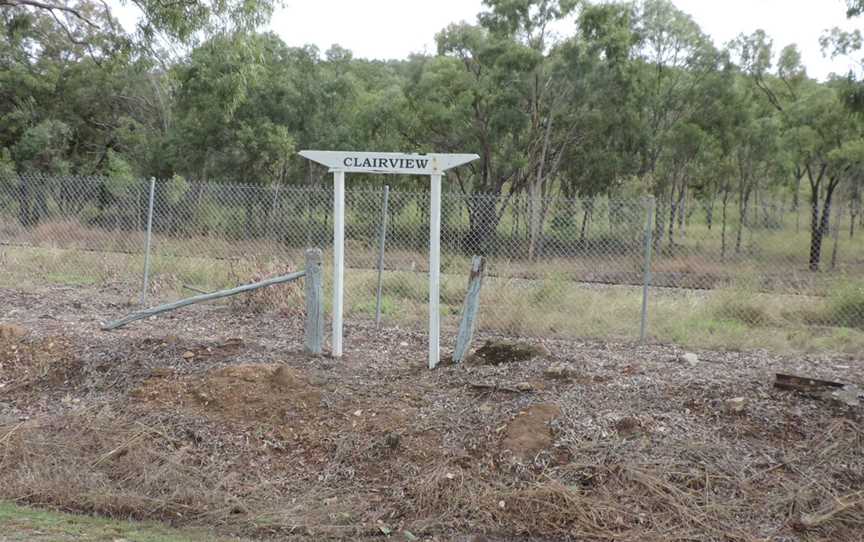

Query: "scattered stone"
left=680, top=352, right=699, bottom=366
left=544, top=363, right=576, bottom=380
left=831, top=385, right=862, bottom=407
left=724, top=397, right=748, bottom=413
left=467, top=339, right=549, bottom=366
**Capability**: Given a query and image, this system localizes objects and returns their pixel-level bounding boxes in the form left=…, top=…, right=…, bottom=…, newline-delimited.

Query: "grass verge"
left=0, top=501, right=243, bottom=541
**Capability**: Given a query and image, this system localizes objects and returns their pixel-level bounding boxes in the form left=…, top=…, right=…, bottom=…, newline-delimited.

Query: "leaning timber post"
left=304, top=248, right=324, bottom=355
left=101, top=270, right=307, bottom=330
left=453, top=255, right=486, bottom=364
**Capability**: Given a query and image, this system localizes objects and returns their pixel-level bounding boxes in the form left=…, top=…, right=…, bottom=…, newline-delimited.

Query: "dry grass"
left=4, top=409, right=862, bottom=541
left=3, top=239, right=864, bottom=355
left=0, top=409, right=284, bottom=527
left=2, top=282, right=864, bottom=541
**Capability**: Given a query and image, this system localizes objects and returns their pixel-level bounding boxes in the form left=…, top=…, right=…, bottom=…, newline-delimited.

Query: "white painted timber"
left=299, top=149, right=478, bottom=369
left=299, top=150, right=479, bottom=175
left=332, top=169, right=345, bottom=357
left=428, top=173, right=442, bottom=369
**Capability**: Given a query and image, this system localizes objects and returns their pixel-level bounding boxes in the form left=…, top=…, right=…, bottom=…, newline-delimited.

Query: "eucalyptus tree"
left=402, top=20, right=543, bottom=253
left=627, top=0, right=720, bottom=243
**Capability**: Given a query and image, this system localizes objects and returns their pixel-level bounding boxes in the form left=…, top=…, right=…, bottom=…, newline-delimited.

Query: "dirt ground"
left=0, top=283, right=862, bottom=541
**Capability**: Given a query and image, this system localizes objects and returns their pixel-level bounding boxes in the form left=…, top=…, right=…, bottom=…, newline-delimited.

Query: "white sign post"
left=299, top=151, right=479, bottom=368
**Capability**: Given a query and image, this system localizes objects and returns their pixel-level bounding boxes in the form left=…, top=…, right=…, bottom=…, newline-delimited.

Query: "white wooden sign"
left=299, top=151, right=478, bottom=175
left=300, top=149, right=479, bottom=369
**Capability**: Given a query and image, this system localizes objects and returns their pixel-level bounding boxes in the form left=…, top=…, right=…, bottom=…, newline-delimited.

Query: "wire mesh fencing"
left=1, top=172, right=862, bottom=353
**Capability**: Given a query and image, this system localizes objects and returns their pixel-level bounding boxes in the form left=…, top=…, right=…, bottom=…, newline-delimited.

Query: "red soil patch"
left=501, top=403, right=561, bottom=461
left=132, top=364, right=321, bottom=423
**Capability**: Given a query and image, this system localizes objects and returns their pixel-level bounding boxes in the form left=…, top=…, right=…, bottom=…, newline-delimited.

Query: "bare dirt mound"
left=132, top=364, right=321, bottom=423
left=0, top=325, right=79, bottom=392
left=501, top=403, right=561, bottom=461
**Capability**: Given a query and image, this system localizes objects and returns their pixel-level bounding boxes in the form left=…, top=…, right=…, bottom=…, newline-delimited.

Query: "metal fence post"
left=139, top=177, right=156, bottom=305
left=640, top=196, right=655, bottom=342
left=374, top=185, right=390, bottom=328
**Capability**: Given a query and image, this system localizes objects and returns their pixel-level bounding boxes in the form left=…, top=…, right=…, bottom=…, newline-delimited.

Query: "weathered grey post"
left=139, top=177, right=156, bottom=305
left=304, top=248, right=324, bottom=355
left=453, top=255, right=486, bottom=363
left=640, top=196, right=655, bottom=342
left=374, top=185, right=390, bottom=328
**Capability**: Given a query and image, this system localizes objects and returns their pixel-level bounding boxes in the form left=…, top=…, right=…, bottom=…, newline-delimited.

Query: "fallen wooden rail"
left=102, top=270, right=306, bottom=331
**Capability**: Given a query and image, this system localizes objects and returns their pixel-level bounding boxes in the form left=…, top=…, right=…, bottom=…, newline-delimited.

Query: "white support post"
left=332, top=170, right=345, bottom=357
left=428, top=173, right=442, bottom=369
left=299, top=150, right=478, bottom=368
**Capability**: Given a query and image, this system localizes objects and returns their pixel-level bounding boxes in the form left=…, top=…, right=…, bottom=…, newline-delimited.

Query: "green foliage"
left=104, top=150, right=136, bottom=197
left=0, top=147, right=15, bottom=180
left=164, top=174, right=190, bottom=205
left=11, top=120, right=71, bottom=174
left=1, top=0, right=863, bottom=271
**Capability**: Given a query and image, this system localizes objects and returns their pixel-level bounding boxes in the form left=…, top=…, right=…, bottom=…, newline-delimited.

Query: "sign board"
left=299, top=149, right=479, bottom=369
left=299, top=150, right=479, bottom=175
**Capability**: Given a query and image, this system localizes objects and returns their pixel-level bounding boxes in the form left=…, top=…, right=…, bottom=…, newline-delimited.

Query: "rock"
left=680, top=352, right=699, bottom=366
left=544, top=363, right=576, bottom=380
left=831, top=385, right=862, bottom=407
left=467, top=339, right=549, bottom=366
left=724, top=397, right=747, bottom=413
left=0, top=324, right=26, bottom=340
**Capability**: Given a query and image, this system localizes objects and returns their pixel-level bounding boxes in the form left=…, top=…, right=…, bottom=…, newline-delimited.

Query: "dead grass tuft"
left=227, top=258, right=303, bottom=315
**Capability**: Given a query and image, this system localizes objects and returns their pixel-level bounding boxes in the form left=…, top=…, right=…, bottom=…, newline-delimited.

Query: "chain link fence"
left=1, top=172, right=862, bottom=353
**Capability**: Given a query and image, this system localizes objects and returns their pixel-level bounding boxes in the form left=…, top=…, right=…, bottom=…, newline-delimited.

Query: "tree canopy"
left=1, top=0, right=862, bottom=269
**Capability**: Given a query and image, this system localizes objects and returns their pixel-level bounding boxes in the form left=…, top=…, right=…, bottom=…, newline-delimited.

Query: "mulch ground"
left=0, top=283, right=862, bottom=541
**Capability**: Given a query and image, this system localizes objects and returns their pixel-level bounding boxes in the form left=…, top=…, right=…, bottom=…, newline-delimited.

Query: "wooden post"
left=374, top=185, right=390, bottom=328
left=453, top=256, right=485, bottom=364
left=305, top=248, right=324, bottom=355
left=640, top=196, right=655, bottom=342
left=332, top=170, right=345, bottom=357
left=429, top=173, right=442, bottom=369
